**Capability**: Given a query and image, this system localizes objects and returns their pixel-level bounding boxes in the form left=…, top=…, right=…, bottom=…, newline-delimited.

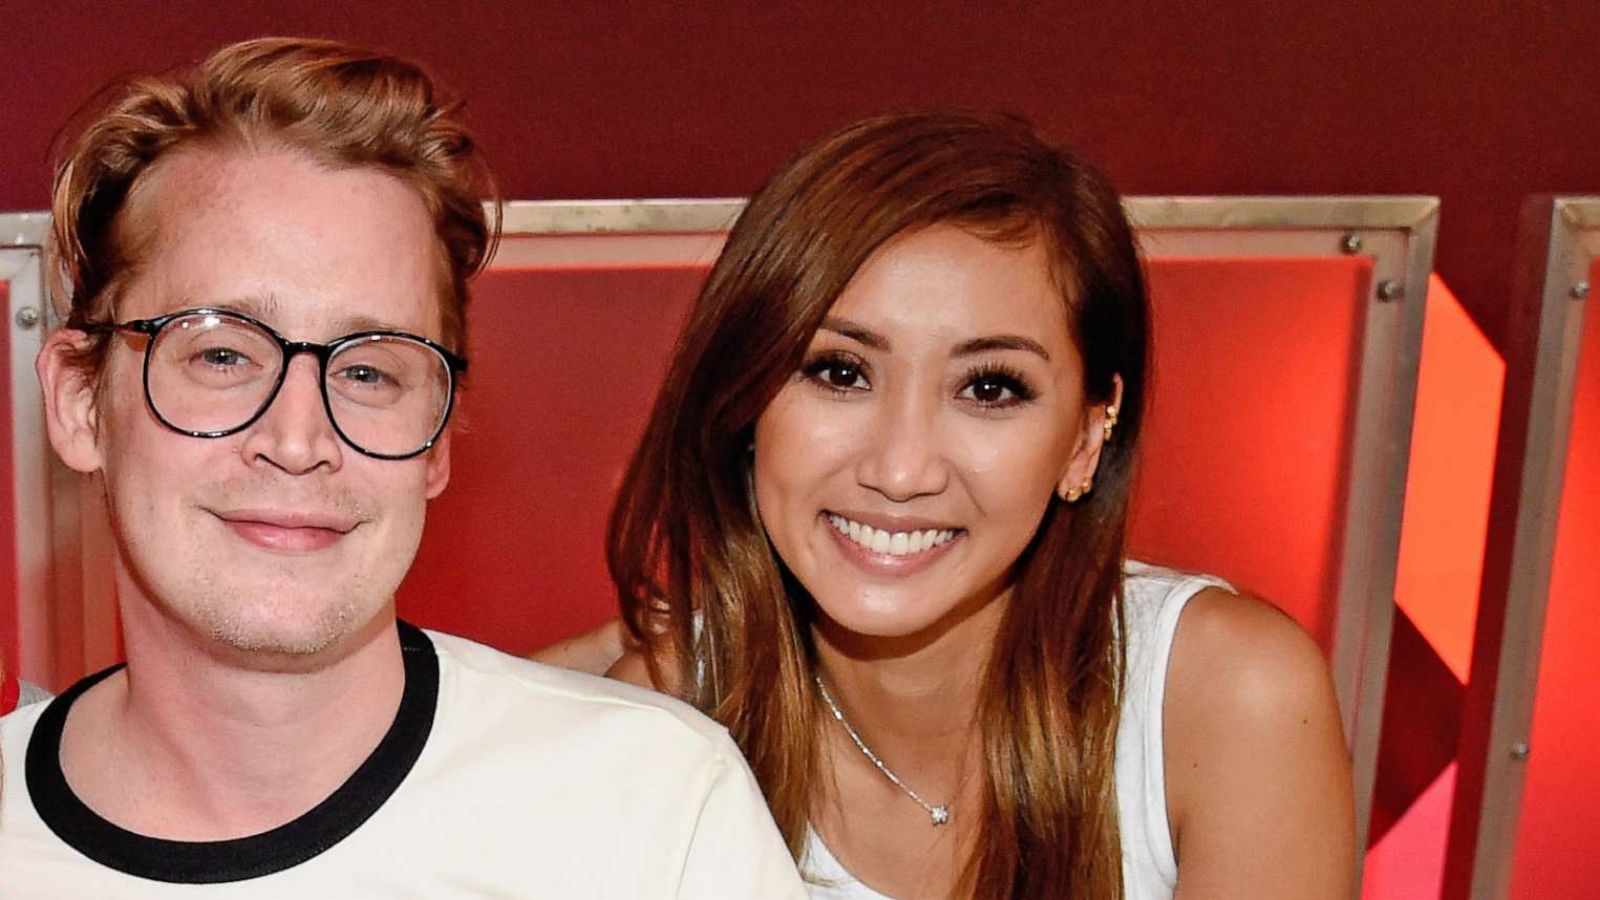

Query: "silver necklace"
left=815, top=674, right=951, bottom=826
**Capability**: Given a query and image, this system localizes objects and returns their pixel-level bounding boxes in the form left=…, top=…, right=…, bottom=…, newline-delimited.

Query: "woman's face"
left=753, top=223, right=1112, bottom=641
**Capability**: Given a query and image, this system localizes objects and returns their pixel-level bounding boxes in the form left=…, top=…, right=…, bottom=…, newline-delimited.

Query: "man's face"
left=66, top=146, right=451, bottom=662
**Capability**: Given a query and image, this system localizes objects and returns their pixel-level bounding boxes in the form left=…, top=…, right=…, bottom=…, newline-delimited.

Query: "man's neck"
left=57, top=600, right=407, bottom=841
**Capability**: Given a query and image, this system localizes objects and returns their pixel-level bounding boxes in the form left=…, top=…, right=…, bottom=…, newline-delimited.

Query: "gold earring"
left=1062, top=476, right=1093, bottom=503
left=1102, top=404, right=1119, bottom=442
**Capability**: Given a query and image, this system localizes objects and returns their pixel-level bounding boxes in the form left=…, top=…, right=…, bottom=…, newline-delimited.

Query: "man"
left=0, top=38, right=804, bottom=897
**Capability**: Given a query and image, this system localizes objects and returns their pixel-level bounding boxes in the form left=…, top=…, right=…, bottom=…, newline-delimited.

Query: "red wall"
left=398, top=264, right=704, bottom=651
left=3, top=3, right=1598, bottom=354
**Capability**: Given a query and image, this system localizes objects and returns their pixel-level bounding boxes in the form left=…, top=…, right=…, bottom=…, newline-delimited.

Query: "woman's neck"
left=811, top=590, right=1007, bottom=781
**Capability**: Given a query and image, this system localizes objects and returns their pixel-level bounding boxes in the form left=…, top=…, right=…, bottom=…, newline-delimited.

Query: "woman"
left=600, top=111, right=1354, bottom=898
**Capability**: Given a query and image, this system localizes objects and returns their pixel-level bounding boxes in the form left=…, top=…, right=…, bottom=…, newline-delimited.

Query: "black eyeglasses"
left=85, top=307, right=467, bottom=460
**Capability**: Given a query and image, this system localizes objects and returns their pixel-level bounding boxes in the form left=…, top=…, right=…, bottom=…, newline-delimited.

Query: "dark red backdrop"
left=2, top=2, right=1595, bottom=353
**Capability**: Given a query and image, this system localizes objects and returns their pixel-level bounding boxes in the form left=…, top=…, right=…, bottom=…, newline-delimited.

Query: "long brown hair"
left=608, top=110, right=1149, bottom=898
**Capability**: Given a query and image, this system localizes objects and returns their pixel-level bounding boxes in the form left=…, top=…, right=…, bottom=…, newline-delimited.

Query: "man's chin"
left=188, top=599, right=390, bottom=669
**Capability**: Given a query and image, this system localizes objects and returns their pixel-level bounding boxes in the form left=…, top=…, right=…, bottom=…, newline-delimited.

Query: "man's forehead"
left=116, top=146, right=448, bottom=338
left=128, top=145, right=429, bottom=244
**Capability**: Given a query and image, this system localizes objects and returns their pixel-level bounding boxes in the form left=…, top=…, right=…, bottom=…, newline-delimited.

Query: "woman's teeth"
left=827, top=514, right=958, bottom=557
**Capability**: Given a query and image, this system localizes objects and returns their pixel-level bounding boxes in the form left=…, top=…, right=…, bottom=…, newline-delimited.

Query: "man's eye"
left=197, top=347, right=251, bottom=368
left=336, top=364, right=393, bottom=387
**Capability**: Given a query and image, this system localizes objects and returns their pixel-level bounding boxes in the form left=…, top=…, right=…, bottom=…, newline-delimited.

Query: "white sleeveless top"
left=801, top=561, right=1230, bottom=899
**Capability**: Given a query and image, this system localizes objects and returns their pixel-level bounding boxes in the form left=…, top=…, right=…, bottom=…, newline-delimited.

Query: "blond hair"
left=51, top=36, right=496, bottom=365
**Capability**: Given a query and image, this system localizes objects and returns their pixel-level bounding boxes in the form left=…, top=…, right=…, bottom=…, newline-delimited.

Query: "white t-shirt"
left=801, top=562, right=1230, bottom=899
left=0, top=623, right=807, bottom=899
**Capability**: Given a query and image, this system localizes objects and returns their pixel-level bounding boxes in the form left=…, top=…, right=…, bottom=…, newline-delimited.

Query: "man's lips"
left=211, top=509, right=360, bottom=553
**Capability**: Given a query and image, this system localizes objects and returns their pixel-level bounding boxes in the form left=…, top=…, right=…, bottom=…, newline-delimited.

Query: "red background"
left=2, top=3, right=1597, bottom=354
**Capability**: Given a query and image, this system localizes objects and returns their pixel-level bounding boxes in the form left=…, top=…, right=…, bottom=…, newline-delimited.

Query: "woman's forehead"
left=823, top=223, right=1074, bottom=356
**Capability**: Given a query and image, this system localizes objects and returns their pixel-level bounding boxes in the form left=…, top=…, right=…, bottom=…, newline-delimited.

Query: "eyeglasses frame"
left=82, top=306, right=468, bottom=461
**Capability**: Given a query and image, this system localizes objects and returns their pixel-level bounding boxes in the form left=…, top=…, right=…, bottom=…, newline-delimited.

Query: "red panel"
left=397, top=266, right=706, bottom=654
left=1130, top=257, right=1370, bottom=651
left=1508, top=261, right=1600, bottom=898
left=1394, top=277, right=1502, bottom=682
left=1365, top=764, right=1457, bottom=899
left=0, top=281, right=15, bottom=674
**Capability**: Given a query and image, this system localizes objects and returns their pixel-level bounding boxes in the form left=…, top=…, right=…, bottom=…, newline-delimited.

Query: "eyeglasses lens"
left=146, top=313, right=451, bottom=457
left=325, top=337, right=452, bottom=457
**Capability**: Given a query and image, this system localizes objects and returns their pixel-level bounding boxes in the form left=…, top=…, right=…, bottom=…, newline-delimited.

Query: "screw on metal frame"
left=14, top=306, right=40, bottom=329
left=1376, top=280, right=1404, bottom=302
left=1340, top=233, right=1364, bottom=254
left=1573, top=281, right=1590, bottom=300
left=1510, top=742, right=1531, bottom=761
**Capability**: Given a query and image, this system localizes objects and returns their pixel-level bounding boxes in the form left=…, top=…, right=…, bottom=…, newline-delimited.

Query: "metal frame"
left=1445, top=197, right=1599, bottom=900
left=14, top=197, right=1439, bottom=877
left=2, top=213, right=54, bottom=686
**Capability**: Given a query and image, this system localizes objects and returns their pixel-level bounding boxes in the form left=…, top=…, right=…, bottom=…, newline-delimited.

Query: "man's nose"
left=239, top=354, right=344, bottom=475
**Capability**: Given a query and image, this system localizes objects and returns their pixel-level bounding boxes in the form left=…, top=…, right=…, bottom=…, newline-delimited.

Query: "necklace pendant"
left=930, top=804, right=950, bottom=826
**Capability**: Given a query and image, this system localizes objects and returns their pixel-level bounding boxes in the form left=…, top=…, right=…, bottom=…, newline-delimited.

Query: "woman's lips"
left=822, top=511, right=964, bottom=577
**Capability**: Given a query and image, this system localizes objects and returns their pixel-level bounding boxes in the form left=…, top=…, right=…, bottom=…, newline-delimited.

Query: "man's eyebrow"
left=819, top=316, right=889, bottom=351
left=333, top=314, right=411, bottom=334
left=182, top=298, right=411, bottom=335
left=197, top=294, right=279, bottom=320
left=952, top=335, right=1052, bottom=362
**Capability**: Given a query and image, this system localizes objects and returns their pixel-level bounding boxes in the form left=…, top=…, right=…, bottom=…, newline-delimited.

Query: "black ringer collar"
left=24, top=621, right=439, bottom=883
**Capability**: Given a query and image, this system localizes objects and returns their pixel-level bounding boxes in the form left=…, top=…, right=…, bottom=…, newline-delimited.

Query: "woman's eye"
left=822, top=363, right=865, bottom=389
left=802, top=355, right=870, bottom=392
left=959, top=371, right=1034, bottom=408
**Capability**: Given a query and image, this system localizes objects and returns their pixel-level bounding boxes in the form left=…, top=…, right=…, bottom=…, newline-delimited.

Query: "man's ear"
left=36, top=330, right=106, bottom=474
left=1056, top=374, right=1126, bottom=500
left=424, top=428, right=452, bottom=500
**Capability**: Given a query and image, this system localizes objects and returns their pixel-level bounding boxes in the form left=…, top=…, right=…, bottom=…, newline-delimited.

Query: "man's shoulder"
left=424, top=628, right=731, bottom=754
left=2, top=691, right=52, bottom=739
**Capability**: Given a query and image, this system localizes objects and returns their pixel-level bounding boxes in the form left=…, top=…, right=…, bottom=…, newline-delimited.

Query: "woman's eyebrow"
left=952, top=335, right=1051, bottom=361
left=819, top=316, right=889, bottom=350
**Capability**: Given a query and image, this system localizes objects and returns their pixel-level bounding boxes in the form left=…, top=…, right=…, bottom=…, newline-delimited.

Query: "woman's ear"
left=1056, top=374, right=1125, bottom=501
left=36, top=329, right=106, bottom=474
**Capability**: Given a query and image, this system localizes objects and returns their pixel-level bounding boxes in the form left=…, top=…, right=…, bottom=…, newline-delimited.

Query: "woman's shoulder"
left=1167, top=585, right=1332, bottom=720
left=607, top=640, right=685, bottom=694
left=1159, top=584, right=1356, bottom=896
